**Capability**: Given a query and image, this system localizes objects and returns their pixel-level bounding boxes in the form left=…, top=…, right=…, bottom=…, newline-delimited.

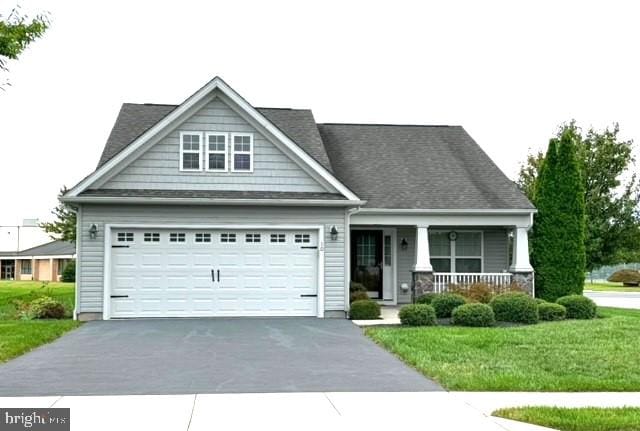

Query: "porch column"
left=412, top=225, right=434, bottom=299
left=509, top=226, right=534, bottom=294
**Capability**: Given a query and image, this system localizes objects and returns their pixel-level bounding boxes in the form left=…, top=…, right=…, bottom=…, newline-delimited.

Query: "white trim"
left=102, top=223, right=325, bottom=320
left=205, top=132, right=228, bottom=172
left=12, top=255, right=75, bottom=260
left=62, top=196, right=364, bottom=207
left=351, top=212, right=533, bottom=228
left=66, top=77, right=360, bottom=201
left=179, top=131, right=204, bottom=172
left=357, top=208, right=537, bottom=215
left=230, top=133, right=254, bottom=173
left=74, top=206, right=82, bottom=320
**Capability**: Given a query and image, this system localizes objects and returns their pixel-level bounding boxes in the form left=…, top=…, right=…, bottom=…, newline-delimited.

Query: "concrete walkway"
left=3, top=392, right=639, bottom=431
left=585, top=290, right=640, bottom=309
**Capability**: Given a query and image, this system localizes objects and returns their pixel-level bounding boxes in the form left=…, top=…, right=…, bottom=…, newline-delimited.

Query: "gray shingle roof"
left=80, top=189, right=346, bottom=200
left=14, top=240, right=75, bottom=257
left=317, top=124, right=534, bottom=210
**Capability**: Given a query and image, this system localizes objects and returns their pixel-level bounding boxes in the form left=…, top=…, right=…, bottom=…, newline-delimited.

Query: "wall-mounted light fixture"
left=330, top=226, right=338, bottom=240
left=400, top=238, right=408, bottom=250
left=89, top=224, right=98, bottom=240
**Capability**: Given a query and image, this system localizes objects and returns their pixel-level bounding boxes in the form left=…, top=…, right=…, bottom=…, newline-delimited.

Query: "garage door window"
left=221, top=233, right=236, bottom=243
left=245, top=233, right=261, bottom=243
left=270, top=233, right=286, bottom=243
left=195, top=233, right=211, bottom=243
left=117, top=232, right=134, bottom=242
left=294, top=234, right=310, bottom=243
left=169, top=233, right=186, bottom=243
left=144, top=233, right=160, bottom=242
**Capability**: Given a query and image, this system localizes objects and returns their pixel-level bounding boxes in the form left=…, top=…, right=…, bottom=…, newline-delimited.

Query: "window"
left=180, top=132, right=203, bottom=171
left=169, top=232, right=186, bottom=243
left=384, top=235, right=392, bottom=266
left=144, top=233, right=160, bottom=242
left=231, top=133, right=253, bottom=172
left=206, top=133, right=227, bottom=172
left=429, top=231, right=482, bottom=273
left=195, top=233, right=211, bottom=243
left=21, top=260, right=32, bottom=275
left=117, top=232, right=134, bottom=242
left=245, top=233, right=261, bottom=243
left=294, top=234, right=310, bottom=244
left=270, top=233, right=286, bottom=243
left=221, top=233, right=236, bottom=243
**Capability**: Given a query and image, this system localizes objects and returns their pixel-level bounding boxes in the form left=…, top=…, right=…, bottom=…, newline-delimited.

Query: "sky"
left=1, top=0, right=639, bottom=250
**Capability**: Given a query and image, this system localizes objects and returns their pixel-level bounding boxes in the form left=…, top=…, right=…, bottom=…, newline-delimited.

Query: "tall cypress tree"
left=531, top=130, right=586, bottom=300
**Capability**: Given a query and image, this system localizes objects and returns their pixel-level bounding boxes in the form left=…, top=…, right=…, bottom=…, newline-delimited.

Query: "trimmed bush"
left=450, top=283, right=494, bottom=304
left=451, top=303, right=495, bottom=327
left=350, top=291, right=369, bottom=303
left=538, top=302, right=567, bottom=321
left=30, top=296, right=66, bottom=319
left=399, top=304, right=437, bottom=326
left=350, top=281, right=367, bottom=292
left=349, top=300, right=380, bottom=320
left=61, top=260, right=76, bottom=283
left=431, top=293, right=467, bottom=318
left=490, top=292, right=539, bottom=324
left=556, top=295, right=597, bottom=319
left=415, top=293, right=438, bottom=305
left=535, top=298, right=548, bottom=305
left=607, top=269, right=640, bottom=287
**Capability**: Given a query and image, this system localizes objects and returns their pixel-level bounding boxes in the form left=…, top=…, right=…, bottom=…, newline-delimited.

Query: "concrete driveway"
left=0, top=318, right=442, bottom=396
left=585, top=291, right=640, bottom=309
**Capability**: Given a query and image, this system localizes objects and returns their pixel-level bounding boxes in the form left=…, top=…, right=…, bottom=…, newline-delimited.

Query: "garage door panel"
left=110, top=228, right=318, bottom=318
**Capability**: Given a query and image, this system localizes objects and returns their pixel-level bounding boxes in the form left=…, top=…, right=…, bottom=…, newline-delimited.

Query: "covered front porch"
left=348, top=209, right=535, bottom=304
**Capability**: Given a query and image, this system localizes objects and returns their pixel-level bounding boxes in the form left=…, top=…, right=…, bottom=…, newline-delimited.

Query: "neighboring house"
left=0, top=240, right=76, bottom=282
left=62, top=77, right=535, bottom=321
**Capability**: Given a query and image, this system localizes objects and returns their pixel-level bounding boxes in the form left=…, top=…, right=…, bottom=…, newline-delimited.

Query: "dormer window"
left=231, top=133, right=253, bottom=172
left=206, top=133, right=228, bottom=172
left=180, top=132, right=203, bottom=171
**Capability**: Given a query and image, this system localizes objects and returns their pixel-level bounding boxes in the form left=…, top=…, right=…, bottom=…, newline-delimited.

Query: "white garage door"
left=108, top=228, right=319, bottom=318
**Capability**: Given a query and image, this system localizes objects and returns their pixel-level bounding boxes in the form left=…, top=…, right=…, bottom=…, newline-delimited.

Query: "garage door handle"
left=217, top=270, right=220, bottom=282
left=110, top=295, right=129, bottom=298
left=300, top=246, right=317, bottom=249
left=111, top=245, right=129, bottom=248
left=300, top=294, right=317, bottom=297
left=211, top=269, right=215, bottom=283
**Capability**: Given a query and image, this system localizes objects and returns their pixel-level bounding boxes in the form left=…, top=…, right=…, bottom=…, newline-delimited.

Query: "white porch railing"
left=433, top=272, right=513, bottom=293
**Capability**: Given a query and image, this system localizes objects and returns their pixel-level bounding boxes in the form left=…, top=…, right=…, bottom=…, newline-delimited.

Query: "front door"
left=351, top=230, right=383, bottom=299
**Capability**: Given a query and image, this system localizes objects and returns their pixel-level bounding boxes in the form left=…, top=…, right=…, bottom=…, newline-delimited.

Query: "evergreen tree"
left=40, top=187, right=76, bottom=242
left=532, top=131, right=586, bottom=300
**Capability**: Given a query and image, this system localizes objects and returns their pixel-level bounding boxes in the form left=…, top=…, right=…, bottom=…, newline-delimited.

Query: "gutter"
left=61, top=196, right=367, bottom=207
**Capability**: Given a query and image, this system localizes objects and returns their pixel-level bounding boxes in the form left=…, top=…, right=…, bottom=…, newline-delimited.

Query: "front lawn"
left=584, top=282, right=640, bottom=292
left=0, top=281, right=80, bottom=362
left=367, top=307, right=640, bottom=391
left=493, top=407, right=640, bottom=431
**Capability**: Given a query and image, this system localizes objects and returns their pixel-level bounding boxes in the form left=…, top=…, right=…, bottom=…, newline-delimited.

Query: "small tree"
left=40, top=187, right=76, bottom=242
left=61, top=260, right=75, bottom=283
left=532, top=130, right=586, bottom=301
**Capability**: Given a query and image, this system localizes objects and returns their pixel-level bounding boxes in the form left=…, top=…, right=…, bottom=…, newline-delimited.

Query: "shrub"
left=538, top=302, right=567, bottom=321
left=30, top=296, right=66, bottom=319
left=556, top=295, right=597, bottom=319
left=399, top=304, right=437, bottom=326
left=61, top=260, right=76, bottom=283
left=490, top=292, right=539, bottom=324
left=350, top=281, right=367, bottom=292
left=415, top=293, right=438, bottom=305
left=535, top=298, right=548, bottom=305
left=607, top=269, right=640, bottom=287
left=350, top=291, right=370, bottom=303
left=451, top=303, right=495, bottom=327
left=431, top=293, right=467, bottom=318
left=349, top=300, right=380, bottom=320
left=450, top=283, right=494, bottom=304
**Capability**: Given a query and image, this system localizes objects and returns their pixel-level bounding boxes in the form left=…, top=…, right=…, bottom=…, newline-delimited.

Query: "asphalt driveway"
left=0, top=318, right=442, bottom=396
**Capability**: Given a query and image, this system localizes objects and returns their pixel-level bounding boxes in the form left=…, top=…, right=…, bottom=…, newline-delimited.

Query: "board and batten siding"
left=101, top=98, right=332, bottom=193
left=394, top=227, right=509, bottom=304
left=77, top=204, right=346, bottom=315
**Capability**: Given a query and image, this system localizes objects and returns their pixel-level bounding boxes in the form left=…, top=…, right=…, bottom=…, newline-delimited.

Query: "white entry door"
left=109, top=228, right=318, bottom=318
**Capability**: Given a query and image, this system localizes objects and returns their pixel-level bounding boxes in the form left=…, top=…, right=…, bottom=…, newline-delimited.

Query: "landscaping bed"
left=367, top=307, right=640, bottom=391
left=493, top=406, right=640, bottom=431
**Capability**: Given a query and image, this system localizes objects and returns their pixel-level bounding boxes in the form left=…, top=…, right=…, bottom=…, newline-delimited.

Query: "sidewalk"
left=3, top=391, right=639, bottom=431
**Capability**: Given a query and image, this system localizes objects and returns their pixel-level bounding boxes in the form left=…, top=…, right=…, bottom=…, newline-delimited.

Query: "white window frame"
left=179, top=131, right=204, bottom=172
left=429, top=230, right=484, bottom=273
left=205, top=132, right=228, bottom=172
left=230, top=133, right=254, bottom=173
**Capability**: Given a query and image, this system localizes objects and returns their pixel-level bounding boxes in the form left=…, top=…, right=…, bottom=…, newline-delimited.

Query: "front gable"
left=65, top=77, right=360, bottom=203
left=100, top=96, right=330, bottom=193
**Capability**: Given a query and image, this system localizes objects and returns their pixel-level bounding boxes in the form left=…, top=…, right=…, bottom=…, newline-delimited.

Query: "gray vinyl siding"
left=77, top=204, right=346, bottom=314
left=394, top=227, right=509, bottom=304
left=102, top=98, right=331, bottom=193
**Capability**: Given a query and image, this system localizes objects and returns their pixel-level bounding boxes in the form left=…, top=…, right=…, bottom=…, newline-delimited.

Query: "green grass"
left=367, top=307, right=640, bottom=391
left=585, top=282, right=640, bottom=292
left=493, top=407, right=640, bottom=431
left=0, top=281, right=79, bottom=362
